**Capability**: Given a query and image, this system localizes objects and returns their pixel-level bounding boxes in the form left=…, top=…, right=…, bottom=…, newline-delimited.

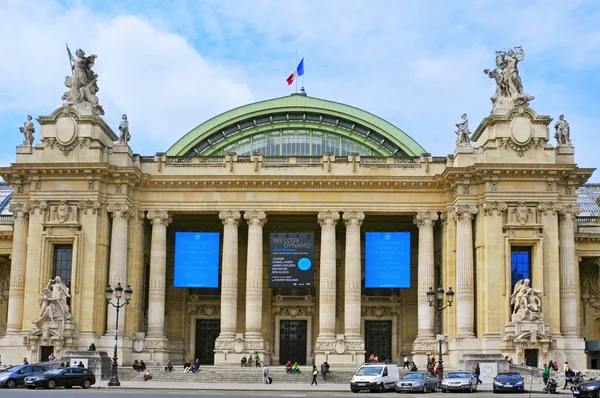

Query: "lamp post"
left=426, top=286, right=454, bottom=387
left=105, top=282, right=132, bottom=387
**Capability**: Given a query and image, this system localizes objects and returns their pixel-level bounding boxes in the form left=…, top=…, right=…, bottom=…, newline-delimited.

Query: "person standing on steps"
left=320, top=361, right=330, bottom=380
left=403, top=355, right=409, bottom=369
left=311, top=365, right=318, bottom=386
left=262, top=364, right=270, bottom=384
left=254, top=351, right=261, bottom=367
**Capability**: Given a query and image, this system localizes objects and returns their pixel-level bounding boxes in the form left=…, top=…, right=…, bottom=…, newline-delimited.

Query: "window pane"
left=53, top=244, right=73, bottom=291
left=511, top=247, right=531, bottom=289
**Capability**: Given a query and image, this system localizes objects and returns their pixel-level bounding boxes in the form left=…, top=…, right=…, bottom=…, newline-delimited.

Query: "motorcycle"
left=572, top=372, right=585, bottom=385
left=544, top=378, right=558, bottom=394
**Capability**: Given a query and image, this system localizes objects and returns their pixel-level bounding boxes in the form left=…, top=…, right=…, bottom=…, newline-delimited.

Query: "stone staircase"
left=117, top=365, right=356, bottom=384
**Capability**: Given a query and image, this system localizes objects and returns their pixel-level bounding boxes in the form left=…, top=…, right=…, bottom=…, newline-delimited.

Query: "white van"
left=350, top=363, right=400, bottom=393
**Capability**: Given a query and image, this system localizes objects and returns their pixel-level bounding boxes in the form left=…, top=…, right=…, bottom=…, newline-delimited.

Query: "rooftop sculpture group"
left=484, top=46, right=535, bottom=111
left=62, top=45, right=105, bottom=116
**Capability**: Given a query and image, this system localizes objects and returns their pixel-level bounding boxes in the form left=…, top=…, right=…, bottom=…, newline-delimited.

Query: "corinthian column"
left=453, top=205, right=477, bottom=338
left=316, top=211, right=340, bottom=344
left=6, top=203, right=30, bottom=332
left=244, top=210, right=266, bottom=343
left=217, top=210, right=241, bottom=342
left=106, top=203, right=131, bottom=333
left=146, top=210, right=172, bottom=337
left=414, top=211, right=439, bottom=342
left=343, top=211, right=364, bottom=343
left=559, top=205, right=580, bottom=337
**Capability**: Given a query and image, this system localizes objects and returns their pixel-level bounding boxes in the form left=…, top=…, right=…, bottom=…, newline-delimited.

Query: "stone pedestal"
left=26, top=320, right=79, bottom=361
left=457, top=354, right=508, bottom=384
left=555, top=145, right=575, bottom=164
left=63, top=350, right=111, bottom=380
left=502, top=320, right=552, bottom=366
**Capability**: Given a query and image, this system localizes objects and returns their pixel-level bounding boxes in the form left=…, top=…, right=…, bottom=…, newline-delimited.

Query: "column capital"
left=107, top=203, right=131, bottom=219
left=8, top=202, right=31, bottom=219
left=343, top=211, right=365, bottom=226
left=482, top=201, right=507, bottom=216
left=559, top=204, right=580, bottom=220
left=219, top=210, right=241, bottom=226
left=244, top=210, right=267, bottom=226
left=77, top=200, right=104, bottom=215
left=413, top=211, right=439, bottom=227
left=538, top=202, right=563, bottom=215
left=451, top=204, right=478, bottom=220
left=318, top=210, right=340, bottom=226
left=147, top=210, right=172, bottom=226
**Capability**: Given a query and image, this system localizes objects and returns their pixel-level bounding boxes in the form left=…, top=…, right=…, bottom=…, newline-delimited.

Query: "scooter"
left=544, top=378, right=558, bottom=394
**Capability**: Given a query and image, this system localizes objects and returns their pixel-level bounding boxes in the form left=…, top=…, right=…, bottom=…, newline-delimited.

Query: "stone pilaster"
left=452, top=204, right=478, bottom=339
left=126, top=209, right=145, bottom=335
left=146, top=210, right=171, bottom=338
left=343, top=211, right=364, bottom=345
left=414, top=211, right=439, bottom=343
left=106, top=203, right=131, bottom=334
left=316, top=210, right=340, bottom=346
left=244, top=210, right=266, bottom=346
left=217, top=210, right=241, bottom=342
left=6, top=202, right=30, bottom=332
left=559, top=205, right=580, bottom=337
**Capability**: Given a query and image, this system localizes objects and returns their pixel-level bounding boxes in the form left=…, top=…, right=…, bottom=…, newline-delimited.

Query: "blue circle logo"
left=297, top=257, right=312, bottom=271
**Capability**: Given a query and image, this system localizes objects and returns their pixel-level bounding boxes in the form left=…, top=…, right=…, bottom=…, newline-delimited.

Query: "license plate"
left=573, top=391, right=580, bottom=395
left=358, top=383, right=366, bottom=386
left=504, top=384, right=512, bottom=387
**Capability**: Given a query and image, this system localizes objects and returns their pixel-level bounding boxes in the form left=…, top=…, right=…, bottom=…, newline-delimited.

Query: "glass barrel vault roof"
left=166, top=94, right=426, bottom=157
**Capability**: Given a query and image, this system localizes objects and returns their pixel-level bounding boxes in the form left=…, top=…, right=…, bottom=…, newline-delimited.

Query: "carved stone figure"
left=19, top=115, right=35, bottom=146
left=34, top=276, right=72, bottom=327
left=510, top=279, right=543, bottom=322
left=63, top=46, right=105, bottom=115
left=554, top=114, right=572, bottom=147
left=454, top=113, right=471, bottom=146
left=118, top=114, right=131, bottom=144
left=484, top=46, right=534, bottom=110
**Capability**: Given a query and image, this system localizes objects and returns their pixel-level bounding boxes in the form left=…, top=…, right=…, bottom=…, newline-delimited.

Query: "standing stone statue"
left=19, top=115, right=35, bottom=146
left=454, top=113, right=471, bottom=146
left=62, top=46, right=105, bottom=116
left=510, top=279, right=543, bottom=322
left=118, top=114, right=131, bottom=145
left=554, top=114, right=572, bottom=147
left=484, top=46, right=534, bottom=111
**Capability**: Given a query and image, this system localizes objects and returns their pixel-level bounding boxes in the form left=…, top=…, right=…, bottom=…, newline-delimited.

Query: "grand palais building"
left=0, top=48, right=599, bottom=371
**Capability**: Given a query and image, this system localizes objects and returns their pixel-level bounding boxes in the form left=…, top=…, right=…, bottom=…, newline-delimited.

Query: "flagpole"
left=295, top=49, right=298, bottom=94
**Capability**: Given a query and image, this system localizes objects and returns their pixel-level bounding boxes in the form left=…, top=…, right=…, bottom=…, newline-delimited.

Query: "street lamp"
left=105, top=282, right=133, bottom=387
left=426, top=286, right=454, bottom=387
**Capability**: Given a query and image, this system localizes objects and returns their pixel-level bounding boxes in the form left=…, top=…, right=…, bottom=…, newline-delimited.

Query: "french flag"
left=286, top=58, right=304, bottom=86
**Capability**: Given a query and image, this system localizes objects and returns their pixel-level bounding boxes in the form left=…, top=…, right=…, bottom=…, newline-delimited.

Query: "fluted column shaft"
left=453, top=205, right=477, bottom=338
left=415, top=211, right=439, bottom=340
left=218, top=210, right=241, bottom=340
left=317, top=211, right=340, bottom=341
left=244, top=210, right=266, bottom=340
left=559, top=206, right=579, bottom=337
left=107, top=204, right=131, bottom=333
left=6, top=204, right=29, bottom=332
left=146, top=210, right=171, bottom=337
left=344, top=211, right=364, bottom=340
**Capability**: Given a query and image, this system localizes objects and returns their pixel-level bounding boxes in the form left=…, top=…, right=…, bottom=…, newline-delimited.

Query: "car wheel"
left=493, top=387, right=497, bottom=394
left=596, top=389, right=600, bottom=398
left=82, top=379, right=92, bottom=389
left=6, top=379, right=16, bottom=389
left=47, top=379, right=57, bottom=389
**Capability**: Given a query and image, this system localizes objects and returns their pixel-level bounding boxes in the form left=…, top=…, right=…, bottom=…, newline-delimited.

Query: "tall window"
left=53, top=244, right=73, bottom=290
left=511, top=247, right=531, bottom=288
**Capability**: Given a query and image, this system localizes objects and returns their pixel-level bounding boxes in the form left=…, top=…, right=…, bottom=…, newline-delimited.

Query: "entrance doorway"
left=279, top=320, right=307, bottom=365
left=40, top=346, right=54, bottom=363
left=365, top=320, right=392, bottom=363
left=195, top=319, right=220, bottom=365
left=524, top=349, right=538, bottom=367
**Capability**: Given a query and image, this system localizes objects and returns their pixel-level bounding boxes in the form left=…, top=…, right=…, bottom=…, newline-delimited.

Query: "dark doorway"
left=194, top=319, right=220, bottom=365
left=365, top=320, right=392, bottom=363
left=524, top=349, right=538, bottom=367
left=40, top=346, right=54, bottom=362
left=279, top=320, right=307, bottom=365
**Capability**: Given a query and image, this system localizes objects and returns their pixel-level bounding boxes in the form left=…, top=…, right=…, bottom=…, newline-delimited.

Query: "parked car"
left=571, top=378, right=600, bottom=397
left=350, top=364, right=400, bottom=393
left=440, top=371, right=478, bottom=393
left=0, top=364, right=48, bottom=389
left=24, top=367, right=96, bottom=389
left=493, top=372, right=525, bottom=393
left=395, top=371, right=438, bottom=393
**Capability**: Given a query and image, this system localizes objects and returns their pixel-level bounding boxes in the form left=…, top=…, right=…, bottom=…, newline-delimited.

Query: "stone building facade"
left=0, top=49, right=599, bottom=369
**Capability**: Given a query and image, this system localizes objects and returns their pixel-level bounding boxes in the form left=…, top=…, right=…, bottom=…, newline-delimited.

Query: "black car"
left=493, top=372, right=525, bottom=393
left=571, top=378, right=600, bottom=398
left=0, top=365, right=49, bottom=389
left=24, top=367, right=96, bottom=389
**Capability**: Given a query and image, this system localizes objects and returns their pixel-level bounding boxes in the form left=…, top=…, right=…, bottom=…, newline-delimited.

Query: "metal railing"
left=0, top=215, right=14, bottom=223
left=577, top=216, right=600, bottom=224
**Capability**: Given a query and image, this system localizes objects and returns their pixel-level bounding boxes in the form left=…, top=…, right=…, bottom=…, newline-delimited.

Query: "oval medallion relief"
left=510, top=116, right=533, bottom=144
left=56, top=116, right=77, bottom=145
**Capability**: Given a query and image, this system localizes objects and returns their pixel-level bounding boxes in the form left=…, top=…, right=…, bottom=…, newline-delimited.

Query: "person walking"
left=564, top=365, right=575, bottom=390
left=403, top=355, right=409, bottom=369
left=475, top=363, right=482, bottom=385
left=311, top=365, right=318, bottom=386
left=543, top=363, right=550, bottom=386
left=320, top=361, right=330, bottom=380
left=262, top=364, right=270, bottom=384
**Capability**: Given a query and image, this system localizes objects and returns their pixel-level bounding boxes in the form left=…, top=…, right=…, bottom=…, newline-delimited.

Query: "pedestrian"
left=368, top=353, right=375, bottom=363
left=78, top=361, right=85, bottom=368
left=521, top=359, right=527, bottom=366
left=374, top=354, right=379, bottom=363
left=564, top=364, right=575, bottom=390
left=88, top=343, right=96, bottom=351
left=542, top=363, right=550, bottom=386
left=311, top=365, right=318, bottom=385
left=183, top=359, right=191, bottom=373
left=320, top=361, right=330, bottom=380
left=286, top=360, right=292, bottom=374
left=427, top=354, right=431, bottom=364
left=143, top=368, right=152, bottom=381
left=165, top=359, right=173, bottom=372
left=254, top=352, right=261, bottom=367
left=191, top=359, right=200, bottom=373
left=262, top=364, right=270, bottom=384
left=138, top=360, right=146, bottom=373
left=23, top=357, right=29, bottom=365
left=403, top=355, right=409, bottom=369
left=563, top=362, right=569, bottom=373
left=59, top=360, right=66, bottom=368
left=241, top=356, right=247, bottom=367
left=410, top=362, right=418, bottom=371
left=48, top=352, right=56, bottom=361
left=292, top=361, right=300, bottom=374
left=475, top=363, right=482, bottom=385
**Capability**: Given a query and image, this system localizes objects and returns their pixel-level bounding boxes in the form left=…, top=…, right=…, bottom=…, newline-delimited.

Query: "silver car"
left=395, top=372, right=438, bottom=393
left=441, top=371, right=478, bottom=393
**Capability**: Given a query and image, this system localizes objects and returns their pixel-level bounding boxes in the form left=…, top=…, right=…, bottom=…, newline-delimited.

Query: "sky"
left=0, top=0, right=599, bottom=179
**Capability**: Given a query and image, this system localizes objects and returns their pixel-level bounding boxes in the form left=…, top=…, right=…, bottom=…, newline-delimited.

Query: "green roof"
left=166, top=94, right=426, bottom=156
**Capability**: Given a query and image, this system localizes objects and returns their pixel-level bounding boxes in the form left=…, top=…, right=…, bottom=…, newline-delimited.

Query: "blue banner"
left=365, top=232, right=411, bottom=288
left=174, top=232, right=220, bottom=288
